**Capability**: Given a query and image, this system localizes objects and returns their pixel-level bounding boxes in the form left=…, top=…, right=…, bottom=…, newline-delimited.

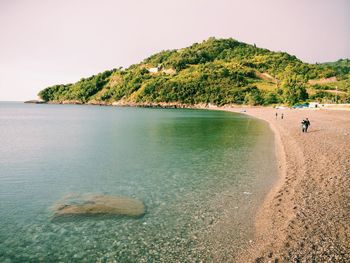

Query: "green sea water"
left=0, top=102, right=277, bottom=262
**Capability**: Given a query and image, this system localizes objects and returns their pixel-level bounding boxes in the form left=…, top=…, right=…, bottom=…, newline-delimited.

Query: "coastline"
left=222, top=107, right=350, bottom=262
left=23, top=101, right=350, bottom=261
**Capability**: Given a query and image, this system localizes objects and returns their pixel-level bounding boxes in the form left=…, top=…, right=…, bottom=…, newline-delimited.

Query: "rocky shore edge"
left=24, top=99, right=231, bottom=109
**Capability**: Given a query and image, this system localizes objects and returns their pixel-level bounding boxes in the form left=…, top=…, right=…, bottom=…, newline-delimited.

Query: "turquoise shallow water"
left=0, top=102, right=277, bottom=262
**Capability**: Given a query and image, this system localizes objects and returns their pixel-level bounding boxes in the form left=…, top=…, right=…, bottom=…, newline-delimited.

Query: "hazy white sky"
left=1, top=0, right=349, bottom=101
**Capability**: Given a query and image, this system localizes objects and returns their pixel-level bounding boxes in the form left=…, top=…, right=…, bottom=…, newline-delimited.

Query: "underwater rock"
left=52, top=194, right=145, bottom=219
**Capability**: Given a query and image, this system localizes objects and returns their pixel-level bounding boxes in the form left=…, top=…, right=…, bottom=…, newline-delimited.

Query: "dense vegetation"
left=39, top=38, right=350, bottom=106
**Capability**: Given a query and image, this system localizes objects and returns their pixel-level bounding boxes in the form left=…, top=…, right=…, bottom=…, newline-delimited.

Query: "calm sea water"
left=0, top=102, right=277, bottom=262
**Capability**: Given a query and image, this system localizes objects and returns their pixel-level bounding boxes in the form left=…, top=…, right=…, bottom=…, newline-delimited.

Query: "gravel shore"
left=223, top=107, right=350, bottom=262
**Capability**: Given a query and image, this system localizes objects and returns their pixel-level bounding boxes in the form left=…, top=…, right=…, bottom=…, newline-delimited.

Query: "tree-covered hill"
left=38, top=38, right=350, bottom=106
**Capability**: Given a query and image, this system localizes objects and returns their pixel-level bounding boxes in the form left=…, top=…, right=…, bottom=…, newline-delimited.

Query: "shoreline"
left=222, top=107, right=350, bottom=262
left=222, top=107, right=291, bottom=262
left=24, top=100, right=350, bottom=111
left=22, top=101, right=350, bottom=261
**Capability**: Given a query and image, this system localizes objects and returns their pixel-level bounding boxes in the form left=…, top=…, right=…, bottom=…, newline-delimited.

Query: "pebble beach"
left=224, top=107, right=350, bottom=262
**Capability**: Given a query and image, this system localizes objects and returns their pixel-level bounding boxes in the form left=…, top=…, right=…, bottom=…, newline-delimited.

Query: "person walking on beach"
left=301, top=118, right=311, bottom=132
left=305, top=118, right=310, bottom=132
left=275, top=112, right=278, bottom=119
left=281, top=113, right=284, bottom=119
left=301, top=119, right=306, bottom=132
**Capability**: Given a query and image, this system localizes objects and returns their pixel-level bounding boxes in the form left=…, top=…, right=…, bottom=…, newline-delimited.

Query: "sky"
left=0, top=0, right=349, bottom=101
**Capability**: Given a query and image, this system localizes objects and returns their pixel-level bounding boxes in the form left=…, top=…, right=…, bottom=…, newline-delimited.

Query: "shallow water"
left=0, top=102, right=277, bottom=262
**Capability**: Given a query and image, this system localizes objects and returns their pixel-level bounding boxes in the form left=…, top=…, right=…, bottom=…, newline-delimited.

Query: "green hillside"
left=38, top=38, right=350, bottom=106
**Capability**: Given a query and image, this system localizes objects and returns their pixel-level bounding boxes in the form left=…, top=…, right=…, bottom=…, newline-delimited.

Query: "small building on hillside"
left=148, top=67, right=159, bottom=73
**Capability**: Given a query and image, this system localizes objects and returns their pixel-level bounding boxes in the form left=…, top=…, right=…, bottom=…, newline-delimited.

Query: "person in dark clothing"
left=305, top=118, right=310, bottom=132
left=281, top=113, right=284, bottom=119
left=301, top=118, right=311, bottom=132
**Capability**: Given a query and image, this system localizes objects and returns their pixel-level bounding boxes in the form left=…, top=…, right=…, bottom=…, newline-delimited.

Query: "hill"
left=38, top=38, right=350, bottom=106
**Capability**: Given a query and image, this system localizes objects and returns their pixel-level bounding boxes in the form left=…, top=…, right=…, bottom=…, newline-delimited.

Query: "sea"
left=0, top=102, right=277, bottom=262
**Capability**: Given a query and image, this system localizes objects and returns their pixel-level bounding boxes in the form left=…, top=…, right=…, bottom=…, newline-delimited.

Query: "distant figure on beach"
left=301, top=118, right=311, bottom=132
left=275, top=112, right=278, bottom=119
left=281, top=113, right=284, bottom=119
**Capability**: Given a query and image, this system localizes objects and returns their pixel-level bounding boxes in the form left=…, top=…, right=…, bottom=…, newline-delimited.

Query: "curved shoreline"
left=24, top=102, right=350, bottom=261
left=222, top=107, right=350, bottom=262
left=221, top=107, right=292, bottom=262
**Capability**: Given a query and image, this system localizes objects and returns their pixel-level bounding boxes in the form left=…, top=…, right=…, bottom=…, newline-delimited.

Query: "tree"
left=263, top=91, right=280, bottom=105
left=281, top=76, right=308, bottom=105
left=244, top=86, right=263, bottom=105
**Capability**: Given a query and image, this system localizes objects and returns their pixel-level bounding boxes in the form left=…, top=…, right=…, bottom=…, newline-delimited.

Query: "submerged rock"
left=51, top=194, right=145, bottom=219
